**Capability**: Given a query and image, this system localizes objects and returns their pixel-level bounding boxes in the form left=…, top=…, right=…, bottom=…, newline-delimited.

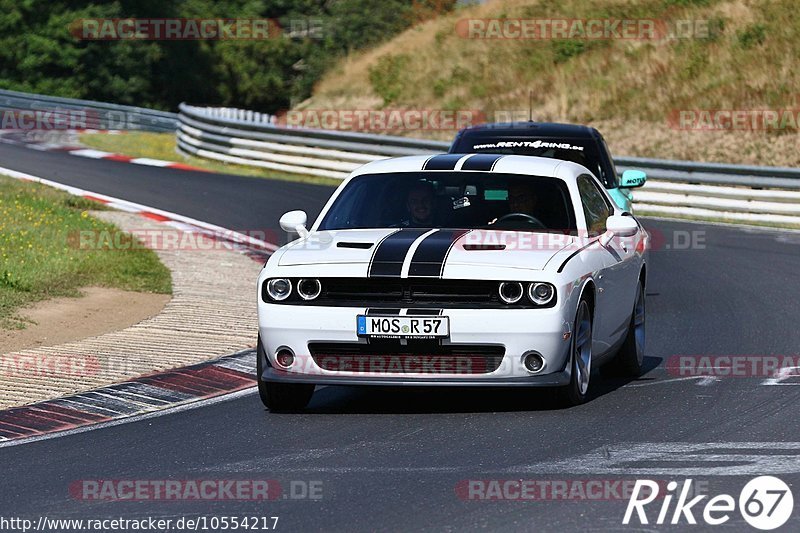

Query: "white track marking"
left=628, top=376, right=720, bottom=387
left=112, top=382, right=195, bottom=403
left=212, top=357, right=257, bottom=374
left=69, top=148, right=114, bottom=159
left=164, top=220, right=201, bottom=231
left=88, top=391, right=166, bottom=412
left=28, top=143, right=66, bottom=151
left=130, top=157, right=173, bottom=167
left=194, top=442, right=800, bottom=476
left=762, top=366, right=800, bottom=386
left=505, top=442, right=800, bottom=476
left=0, top=165, right=278, bottom=251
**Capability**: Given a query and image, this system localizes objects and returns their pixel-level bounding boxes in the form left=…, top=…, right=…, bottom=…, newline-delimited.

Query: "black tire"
left=256, top=336, right=314, bottom=412
left=603, top=280, right=645, bottom=377
left=558, top=298, right=593, bottom=407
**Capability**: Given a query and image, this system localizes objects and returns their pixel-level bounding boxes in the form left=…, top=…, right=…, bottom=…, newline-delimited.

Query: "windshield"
left=452, top=136, right=607, bottom=186
left=318, top=171, right=577, bottom=233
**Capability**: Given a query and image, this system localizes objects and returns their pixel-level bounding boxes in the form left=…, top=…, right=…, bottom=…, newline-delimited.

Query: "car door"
left=576, top=175, right=636, bottom=354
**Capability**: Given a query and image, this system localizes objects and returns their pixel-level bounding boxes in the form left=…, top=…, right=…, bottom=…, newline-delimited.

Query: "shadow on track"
left=262, top=355, right=663, bottom=415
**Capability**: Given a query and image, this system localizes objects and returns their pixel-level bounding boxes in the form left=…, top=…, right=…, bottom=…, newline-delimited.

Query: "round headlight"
left=498, top=282, right=523, bottom=304
left=297, top=278, right=322, bottom=301
left=528, top=282, right=554, bottom=305
left=266, top=278, right=292, bottom=301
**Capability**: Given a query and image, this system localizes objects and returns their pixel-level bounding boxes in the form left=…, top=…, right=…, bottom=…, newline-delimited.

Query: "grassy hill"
left=299, top=0, right=800, bottom=166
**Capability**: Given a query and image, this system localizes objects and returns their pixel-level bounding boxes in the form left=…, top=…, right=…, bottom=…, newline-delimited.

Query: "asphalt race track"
left=2, top=141, right=800, bottom=531
left=0, top=142, right=334, bottom=242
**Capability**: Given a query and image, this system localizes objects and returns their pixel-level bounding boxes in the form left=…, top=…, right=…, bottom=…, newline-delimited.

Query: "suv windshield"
left=318, top=172, right=577, bottom=234
left=451, top=135, right=609, bottom=187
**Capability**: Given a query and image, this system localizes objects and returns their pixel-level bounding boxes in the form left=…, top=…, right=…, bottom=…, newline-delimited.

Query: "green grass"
left=80, top=132, right=342, bottom=187
left=0, top=175, right=172, bottom=330
left=302, top=0, right=800, bottom=165
left=314, top=0, right=800, bottom=124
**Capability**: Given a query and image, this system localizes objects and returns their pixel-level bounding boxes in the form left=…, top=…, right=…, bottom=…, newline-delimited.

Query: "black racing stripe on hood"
left=422, top=154, right=464, bottom=171
left=408, top=229, right=470, bottom=278
left=460, top=154, right=504, bottom=171
left=368, top=228, right=429, bottom=278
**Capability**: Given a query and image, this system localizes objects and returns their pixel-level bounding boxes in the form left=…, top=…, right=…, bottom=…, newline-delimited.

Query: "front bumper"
left=258, top=303, right=574, bottom=386
left=262, top=367, right=570, bottom=386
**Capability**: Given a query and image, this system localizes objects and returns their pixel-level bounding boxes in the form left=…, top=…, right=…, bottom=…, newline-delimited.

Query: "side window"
left=598, top=137, right=619, bottom=189
left=577, top=175, right=612, bottom=237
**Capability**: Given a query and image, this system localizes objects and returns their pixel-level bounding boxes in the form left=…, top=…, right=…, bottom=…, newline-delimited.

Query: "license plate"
left=357, top=315, right=449, bottom=338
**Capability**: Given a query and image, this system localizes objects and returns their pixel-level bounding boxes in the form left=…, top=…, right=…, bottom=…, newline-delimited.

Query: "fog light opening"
left=523, top=352, right=545, bottom=373
left=275, top=348, right=295, bottom=368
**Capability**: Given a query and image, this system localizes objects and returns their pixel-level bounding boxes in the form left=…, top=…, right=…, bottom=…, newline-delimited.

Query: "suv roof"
left=455, top=121, right=599, bottom=139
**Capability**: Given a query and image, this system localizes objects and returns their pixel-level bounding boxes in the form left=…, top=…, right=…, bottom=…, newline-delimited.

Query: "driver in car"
left=489, top=183, right=543, bottom=227
left=401, top=181, right=436, bottom=227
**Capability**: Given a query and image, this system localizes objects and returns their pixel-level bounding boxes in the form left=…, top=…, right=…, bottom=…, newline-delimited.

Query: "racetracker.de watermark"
left=0, top=353, right=183, bottom=378
left=0, top=109, right=96, bottom=131
left=69, top=18, right=324, bottom=40
left=668, top=109, right=800, bottom=131
left=455, top=18, right=710, bottom=40
left=69, top=479, right=323, bottom=501
left=0, top=354, right=100, bottom=378
left=67, top=228, right=276, bottom=252
left=456, top=479, right=702, bottom=501
left=309, top=353, right=501, bottom=375
left=666, top=355, right=800, bottom=378
left=279, top=229, right=703, bottom=253
left=277, top=109, right=486, bottom=132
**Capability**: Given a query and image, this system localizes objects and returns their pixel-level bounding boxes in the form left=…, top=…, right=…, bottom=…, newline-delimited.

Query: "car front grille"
left=308, top=342, right=505, bottom=374
left=262, top=277, right=556, bottom=308
left=315, top=278, right=504, bottom=308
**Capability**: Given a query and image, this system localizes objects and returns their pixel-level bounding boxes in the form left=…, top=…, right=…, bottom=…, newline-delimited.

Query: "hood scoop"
left=463, top=244, right=506, bottom=251
left=337, top=242, right=374, bottom=249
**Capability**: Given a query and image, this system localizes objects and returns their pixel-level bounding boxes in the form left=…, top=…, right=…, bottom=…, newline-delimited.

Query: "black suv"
left=449, top=121, right=646, bottom=211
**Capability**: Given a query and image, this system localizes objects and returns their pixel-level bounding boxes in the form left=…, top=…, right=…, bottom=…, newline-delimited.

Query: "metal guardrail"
left=0, top=89, right=177, bottom=132
left=177, top=103, right=800, bottom=226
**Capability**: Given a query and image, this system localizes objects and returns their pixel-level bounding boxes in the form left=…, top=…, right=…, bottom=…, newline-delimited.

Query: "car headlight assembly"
left=297, top=278, right=322, bottom=301
left=266, top=278, right=292, bottom=301
left=528, top=282, right=555, bottom=306
left=498, top=282, right=524, bottom=304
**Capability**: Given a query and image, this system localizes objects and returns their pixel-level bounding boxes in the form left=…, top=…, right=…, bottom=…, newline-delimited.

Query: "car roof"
left=455, top=121, right=599, bottom=139
left=350, top=154, right=593, bottom=182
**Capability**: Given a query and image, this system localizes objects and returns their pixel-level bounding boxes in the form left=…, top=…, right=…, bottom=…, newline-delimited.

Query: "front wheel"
left=604, top=280, right=645, bottom=377
left=558, top=299, right=593, bottom=407
left=257, top=336, right=314, bottom=412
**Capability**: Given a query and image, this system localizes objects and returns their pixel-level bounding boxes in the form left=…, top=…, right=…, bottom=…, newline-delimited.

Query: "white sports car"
left=257, top=153, right=648, bottom=411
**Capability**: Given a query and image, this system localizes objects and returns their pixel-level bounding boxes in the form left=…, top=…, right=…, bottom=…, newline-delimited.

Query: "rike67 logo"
left=624, top=476, right=794, bottom=530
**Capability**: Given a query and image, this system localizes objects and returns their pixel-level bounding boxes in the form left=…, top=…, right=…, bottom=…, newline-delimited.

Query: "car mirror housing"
left=279, top=210, right=308, bottom=238
left=600, top=215, right=639, bottom=246
left=620, top=169, right=647, bottom=188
